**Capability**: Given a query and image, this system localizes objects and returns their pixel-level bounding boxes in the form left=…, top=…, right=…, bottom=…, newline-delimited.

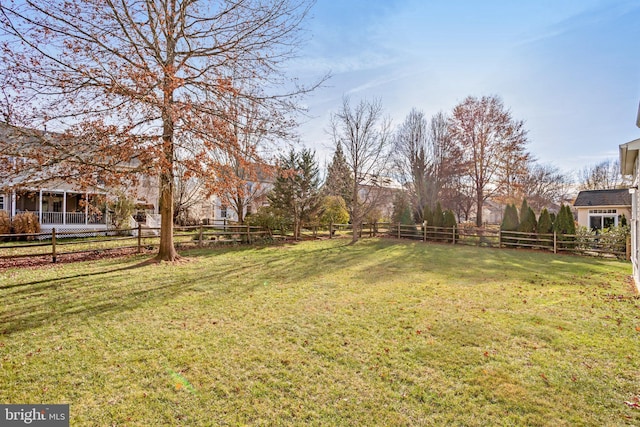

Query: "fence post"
left=397, top=223, right=401, bottom=239
left=452, top=226, right=456, bottom=244
left=626, top=234, right=631, bottom=261
left=198, top=224, right=204, bottom=247
left=498, top=229, right=502, bottom=248
left=423, top=221, right=427, bottom=242
left=137, top=223, right=142, bottom=253
left=247, top=224, right=252, bottom=244
left=553, top=230, right=557, bottom=254
left=329, top=223, right=333, bottom=239
left=51, top=228, right=57, bottom=263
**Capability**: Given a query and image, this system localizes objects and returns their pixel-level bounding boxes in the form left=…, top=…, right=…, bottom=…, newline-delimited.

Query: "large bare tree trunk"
left=157, top=171, right=180, bottom=261
left=476, top=191, right=484, bottom=227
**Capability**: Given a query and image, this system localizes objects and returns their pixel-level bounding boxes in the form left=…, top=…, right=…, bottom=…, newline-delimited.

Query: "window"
left=220, top=205, right=228, bottom=218
left=0, top=195, right=4, bottom=211
left=588, top=209, right=618, bottom=230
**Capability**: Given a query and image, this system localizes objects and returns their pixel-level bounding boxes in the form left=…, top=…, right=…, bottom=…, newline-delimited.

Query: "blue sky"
left=292, top=0, right=640, bottom=177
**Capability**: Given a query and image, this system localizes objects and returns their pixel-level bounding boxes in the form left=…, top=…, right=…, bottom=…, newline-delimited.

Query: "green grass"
left=0, top=238, right=638, bottom=426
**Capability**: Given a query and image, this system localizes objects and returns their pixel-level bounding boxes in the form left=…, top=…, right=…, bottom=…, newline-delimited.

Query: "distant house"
left=573, top=189, right=631, bottom=230
left=358, top=174, right=404, bottom=221
left=481, top=199, right=505, bottom=225
left=0, top=123, right=159, bottom=232
left=619, top=134, right=640, bottom=291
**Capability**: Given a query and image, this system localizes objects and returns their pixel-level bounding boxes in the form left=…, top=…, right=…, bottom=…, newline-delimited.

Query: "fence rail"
left=0, top=222, right=630, bottom=265
left=0, top=223, right=272, bottom=263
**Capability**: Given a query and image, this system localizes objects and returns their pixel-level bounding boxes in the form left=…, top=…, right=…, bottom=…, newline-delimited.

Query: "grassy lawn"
left=0, top=238, right=638, bottom=426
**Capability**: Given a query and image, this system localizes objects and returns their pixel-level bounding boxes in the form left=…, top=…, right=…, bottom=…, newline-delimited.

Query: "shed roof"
left=573, top=189, right=631, bottom=207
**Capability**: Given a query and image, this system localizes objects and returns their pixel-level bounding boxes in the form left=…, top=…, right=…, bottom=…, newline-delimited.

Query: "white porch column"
left=63, top=191, right=67, bottom=225
left=85, top=193, right=89, bottom=225
left=38, top=190, right=43, bottom=223
left=11, top=191, right=16, bottom=218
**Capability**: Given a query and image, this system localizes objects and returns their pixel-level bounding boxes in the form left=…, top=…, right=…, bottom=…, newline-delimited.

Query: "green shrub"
left=319, top=196, right=350, bottom=225
left=598, top=226, right=629, bottom=258
left=575, top=226, right=595, bottom=251
left=537, top=208, right=553, bottom=248
left=500, top=204, right=519, bottom=247
left=246, top=206, right=291, bottom=235
left=538, top=209, right=553, bottom=234
left=12, top=212, right=41, bottom=239
left=500, top=204, right=519, bottom=231
left=554, top=204, right=576, bottom=249
left=443, top=209, right=458, bottom=242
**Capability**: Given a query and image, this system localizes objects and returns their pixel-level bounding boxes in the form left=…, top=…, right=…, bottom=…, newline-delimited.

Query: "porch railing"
left=17, top=210, right=108, bottom=225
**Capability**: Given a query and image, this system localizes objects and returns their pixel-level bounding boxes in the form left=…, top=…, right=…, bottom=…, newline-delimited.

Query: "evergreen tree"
left=432, top=202, right=445, bottom=240
left=392, top=192, right=414, bottom=225
left=553, top=204, right=576, bottom=249
left=538, top=208, right=553, bottom=234
left=620, top=214, right=628, bottom=227
left=554, top=204, right=576, bottom=235
left=433, top=202, right=444, bottom=227
left=423, top=204, right=434, bottom=226
left=537, top=208, right=553, bottom=248
left=443, top=209, right=458, bottom=242
left=565, top=205, right=576, bottom=235
left=324, top=143, right=354, bottom=213
left=500, top=203, right=519, bottom=247
left=443, top=209, right=457, bottom=228
left=268, top=148, right=321, bottom=239
left=518, top=207, right=537, bottom=233
left=500, top=204, right=519, bottom=231
left=519, top=199, right=530, bottom=225
left=553, top=205, right=565, bottom=234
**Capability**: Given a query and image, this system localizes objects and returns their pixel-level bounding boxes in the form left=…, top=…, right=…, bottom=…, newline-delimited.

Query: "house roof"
left=619, top=137, right=640, bottom=176
left=573, top=189, right=631, bottom=207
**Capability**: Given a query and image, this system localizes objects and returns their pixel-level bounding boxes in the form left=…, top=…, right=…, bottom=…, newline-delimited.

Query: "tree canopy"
left=0, top=0, right=323, bottom=260
left=449, top=95, right=529, bottom=226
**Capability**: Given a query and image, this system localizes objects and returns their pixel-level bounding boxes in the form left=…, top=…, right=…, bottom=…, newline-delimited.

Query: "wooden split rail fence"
left=0, top=224, right=270, bottom=263
left=0, top=222, right=630, bottom=263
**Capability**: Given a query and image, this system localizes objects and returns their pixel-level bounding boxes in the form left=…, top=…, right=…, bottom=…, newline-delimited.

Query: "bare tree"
left=331, top=97, right=392, bottom=243
left=0, top=0, right=323, bottom=261
left=393, top=109, right=457, bottom=221
left=578, top=159, right=630, bottom=190
left=201, top=96, right=277, bottom=224
left=449, top=95, right=529, bottom=226
left=173, top=159, right=205, bottom=225
left=520, top=163, right=571, bottom=212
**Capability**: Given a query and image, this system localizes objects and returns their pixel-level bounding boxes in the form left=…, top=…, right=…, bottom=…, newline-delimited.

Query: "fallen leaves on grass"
left=624, top=396, right=640, bottom=409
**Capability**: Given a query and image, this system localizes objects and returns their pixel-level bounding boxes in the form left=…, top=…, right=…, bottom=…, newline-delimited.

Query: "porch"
left=11, top=190, right=109, bottom=228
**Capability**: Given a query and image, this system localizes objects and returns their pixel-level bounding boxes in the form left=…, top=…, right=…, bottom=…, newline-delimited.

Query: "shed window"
left=588, top=209, right=618, bottom=230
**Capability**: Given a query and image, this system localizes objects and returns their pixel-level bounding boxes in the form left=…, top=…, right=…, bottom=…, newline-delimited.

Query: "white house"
left=0, top=123, right=160, bottom=233
left=619, top=118, right=640, bottom=291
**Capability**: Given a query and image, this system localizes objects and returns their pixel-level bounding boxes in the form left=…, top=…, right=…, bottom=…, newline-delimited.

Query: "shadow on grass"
left=0, top=238, right=630, bottom=336
left=0, top=254, right=268, bottom=336
left=0, top=258, right=158, bottom=290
